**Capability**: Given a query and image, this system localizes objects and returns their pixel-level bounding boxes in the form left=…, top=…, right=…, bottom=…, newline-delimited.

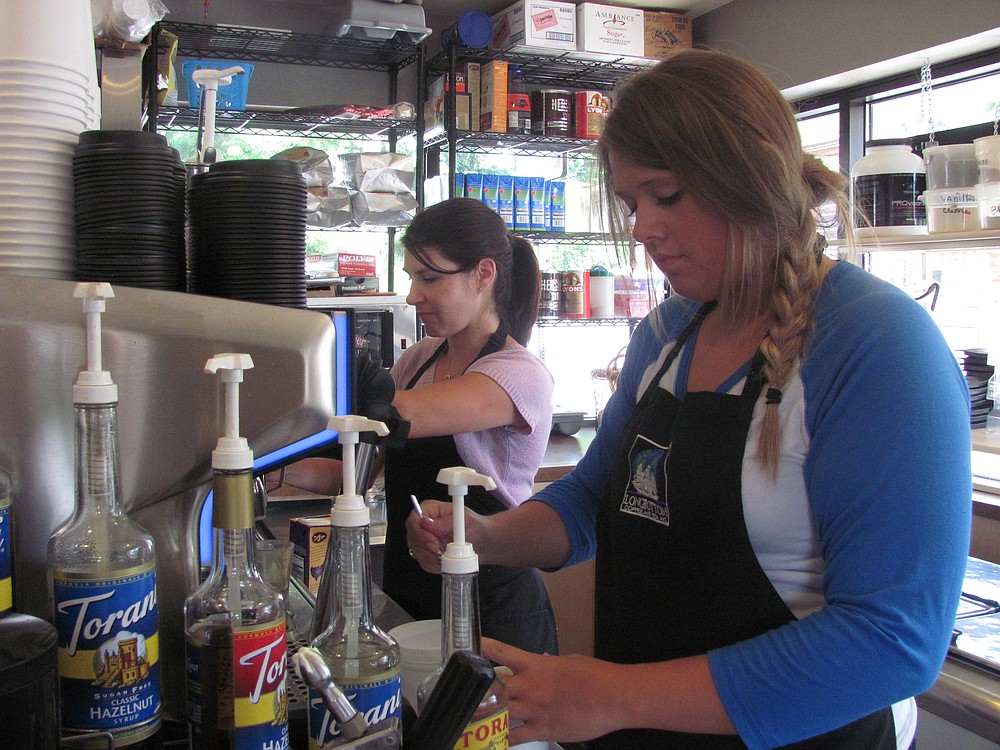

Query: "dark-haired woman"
left=385, top=196, right=557, bottom=656
left=280, top=197, right=559, bottom=656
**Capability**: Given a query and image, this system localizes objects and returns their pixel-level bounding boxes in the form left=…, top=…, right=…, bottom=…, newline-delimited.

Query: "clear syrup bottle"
left=184, top=354, right=289, bottom=750
left=47, top=283, right=162, bottom=748
left=309, top=415, right=402, bottom=749
left=416, top=467, right=509, bottom=749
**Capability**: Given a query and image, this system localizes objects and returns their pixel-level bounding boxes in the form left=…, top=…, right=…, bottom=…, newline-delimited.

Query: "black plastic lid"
left=0, top=613, right=57, bottom=695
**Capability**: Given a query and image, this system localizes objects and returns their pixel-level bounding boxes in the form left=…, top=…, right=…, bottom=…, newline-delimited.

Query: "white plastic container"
left=923, top=143, right=978, bottom=189
left=978, top=181, right=1000, bottom=230
left=387, top=619, right=442, bottom=710
left=975, top=135, right=1000, bottom=184
left=851, top=139, right=927, bottom=238
left=922, top=188, right=979, bottom=233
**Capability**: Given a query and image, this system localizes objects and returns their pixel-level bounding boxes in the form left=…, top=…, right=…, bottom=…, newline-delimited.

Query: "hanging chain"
left=994, top=97, right=999, bottom=136
left=920, top=59, right=938, bottom=147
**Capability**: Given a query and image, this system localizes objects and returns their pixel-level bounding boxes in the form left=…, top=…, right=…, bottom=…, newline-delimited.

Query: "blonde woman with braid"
left=405, top=50, right=970, bottom=750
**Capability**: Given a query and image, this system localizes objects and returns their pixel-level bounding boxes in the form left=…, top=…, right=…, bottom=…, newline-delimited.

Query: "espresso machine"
left=0, top=273, right=348, bottom=721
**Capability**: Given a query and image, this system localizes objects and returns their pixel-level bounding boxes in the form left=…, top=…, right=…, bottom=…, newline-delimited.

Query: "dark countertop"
left=537, top=426, right=596, bottom=483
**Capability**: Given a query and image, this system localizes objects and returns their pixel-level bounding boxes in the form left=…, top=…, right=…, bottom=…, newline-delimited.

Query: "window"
left=794, top=53, right=1000, bottom=353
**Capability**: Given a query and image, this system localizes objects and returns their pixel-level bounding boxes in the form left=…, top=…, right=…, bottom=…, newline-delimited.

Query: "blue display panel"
left=199, top=310, right=351, bottom=565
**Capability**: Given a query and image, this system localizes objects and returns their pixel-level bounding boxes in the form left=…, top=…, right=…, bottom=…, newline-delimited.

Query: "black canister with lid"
left=0, top=613, right=60, bottom=749
left=539, top=271, right=561, bottom=318
left=531, top=90, right=573, bottom=137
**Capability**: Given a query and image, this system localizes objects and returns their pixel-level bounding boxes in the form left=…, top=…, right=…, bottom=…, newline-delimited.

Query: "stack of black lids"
left=73, top=130, right=186, bottom=290
left=960, top=348, right=993, bottom=428
left=187, top=159, right=307, bottom=309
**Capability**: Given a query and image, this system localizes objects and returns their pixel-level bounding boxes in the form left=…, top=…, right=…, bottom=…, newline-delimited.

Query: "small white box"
left=491, top=0, right=577, bottom=54
left=576, top=2, right=645, bottom=58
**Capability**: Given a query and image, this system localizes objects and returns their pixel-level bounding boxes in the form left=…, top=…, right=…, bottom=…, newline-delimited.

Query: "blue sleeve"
left=710, top=271, right=971, bottom=748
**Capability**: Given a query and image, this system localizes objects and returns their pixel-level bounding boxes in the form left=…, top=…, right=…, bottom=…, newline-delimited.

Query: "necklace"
left=445, top=344, right=456, bottom=379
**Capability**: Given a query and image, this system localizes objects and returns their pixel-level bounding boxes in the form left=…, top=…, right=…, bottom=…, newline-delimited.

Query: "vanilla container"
left=922, top=188, right=979, bottom=233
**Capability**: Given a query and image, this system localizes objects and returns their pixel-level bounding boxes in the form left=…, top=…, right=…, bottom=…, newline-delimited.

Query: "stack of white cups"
left=0, top=0, right=101, bottom=279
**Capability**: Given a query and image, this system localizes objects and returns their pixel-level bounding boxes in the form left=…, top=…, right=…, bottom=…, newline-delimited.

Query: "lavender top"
left=391, top=336, right=554, bottom=508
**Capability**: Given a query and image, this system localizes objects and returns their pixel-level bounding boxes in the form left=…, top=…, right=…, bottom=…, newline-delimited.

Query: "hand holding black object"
left=355, top=350, right=409, bottom=447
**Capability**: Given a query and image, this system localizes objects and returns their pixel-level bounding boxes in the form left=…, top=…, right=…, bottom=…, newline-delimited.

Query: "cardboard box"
left=614, top=276, right=652, bottom=318
left=644, top=11, right=692, bottom=60
left=426, top=72, right=471, bottom=138
left=480, top=59, right=508, bottom=132
left=337, top=252, right=376, bottom=277
left=289, top=516, right=330, bottom=597
left=482, top=174, right=500, bottom=211
left=491, top=0, right=577, bottom=54
left=498, top=175, right=515, bottom=228
left=576, top=3, right=644, bottom=58
left=465, top=172, right=484, bottom=200
left=335, top=276, right=380, bottom=296
left=462, top=61, right=481, bottom=132
left=513, top=175, right=531, bottom=231
left=424, top=93, right=471, bottom=139
left=546, top=180, right=566, bottom=231
left=529, top=176, right=546, bottom=231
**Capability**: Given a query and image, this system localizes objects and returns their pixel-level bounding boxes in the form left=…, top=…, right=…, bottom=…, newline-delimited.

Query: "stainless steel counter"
left=918, top=557, right=1000, bottom=747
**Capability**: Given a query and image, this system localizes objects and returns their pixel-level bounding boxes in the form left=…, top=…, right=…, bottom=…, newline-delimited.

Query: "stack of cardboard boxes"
left=426, top=0, right=692, bottom=137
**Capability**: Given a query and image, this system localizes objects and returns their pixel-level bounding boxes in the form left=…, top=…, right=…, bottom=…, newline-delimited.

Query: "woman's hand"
left=482, top=638, right=630, bottom=745
left=405, top=500, right=494, bottom=571
left=482, top=639, right=735, bottom=743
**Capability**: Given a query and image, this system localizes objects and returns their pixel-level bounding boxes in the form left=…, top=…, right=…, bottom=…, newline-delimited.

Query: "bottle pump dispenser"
left=184, top=353, right=289, bottom=749
left=307, top=415, right=402, bottom=750
left=416, top=467, right=508, bottom=750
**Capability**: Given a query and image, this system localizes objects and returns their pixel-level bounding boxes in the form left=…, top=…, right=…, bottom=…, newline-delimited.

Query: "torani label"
left=0, top=503, right=10, bottom=613
left=52, top=564, right=161, bottom=739
left=308, top=671, right=401, bottom=749
left=233, top=621, right=289, bottom=749
left=455, top=708, right=509, bottom=750
left=187, top=619, right=289, bottom=750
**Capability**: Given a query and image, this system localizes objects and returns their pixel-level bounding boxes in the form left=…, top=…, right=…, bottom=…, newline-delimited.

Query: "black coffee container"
left=0, top=613, right=60, bottom=749
left=539, top=271, right=561, bottom=318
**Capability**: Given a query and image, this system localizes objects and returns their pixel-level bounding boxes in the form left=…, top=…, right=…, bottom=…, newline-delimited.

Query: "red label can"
left=560, top=270, right=589, bottom=318
left=574, top=91, right=609, bottom=139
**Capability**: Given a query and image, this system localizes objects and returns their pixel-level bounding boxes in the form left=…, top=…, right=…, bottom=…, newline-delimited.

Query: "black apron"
left=383, top=326, right=559, bottom=656
left=592, top=303, right=895, bottom=750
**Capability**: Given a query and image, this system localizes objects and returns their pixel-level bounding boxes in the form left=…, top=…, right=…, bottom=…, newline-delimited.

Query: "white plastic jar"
left=851, top=139, right=928, bottom=237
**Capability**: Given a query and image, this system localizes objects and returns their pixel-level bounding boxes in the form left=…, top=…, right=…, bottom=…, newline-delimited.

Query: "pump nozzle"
left=327, top=415, right=388, bottom=527
left=205, top=353, right=255, bottom=471
left=191, top=65, right=245, bottom=163
left=72, top=282, right=118, bottom=404
left=437, top=467, right=495, bottom=575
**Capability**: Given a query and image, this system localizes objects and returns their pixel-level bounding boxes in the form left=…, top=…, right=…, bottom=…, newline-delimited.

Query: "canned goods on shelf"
left=531, top=90, right=573, bottom=137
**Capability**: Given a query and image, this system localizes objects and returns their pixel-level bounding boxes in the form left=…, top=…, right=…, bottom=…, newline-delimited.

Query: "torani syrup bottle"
left=417, top=467, right=509, bottom=750
left=308, top=415, right=402, bottom=749
left=47, top=283, right=162, bottom=747
left=0, top=467, right=13, bottom=617
left=184, top=354, right=289, bottom=750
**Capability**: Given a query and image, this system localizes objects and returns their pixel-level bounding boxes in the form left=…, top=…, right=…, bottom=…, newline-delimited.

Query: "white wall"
left=694, top=0, right=1000, bottom=97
